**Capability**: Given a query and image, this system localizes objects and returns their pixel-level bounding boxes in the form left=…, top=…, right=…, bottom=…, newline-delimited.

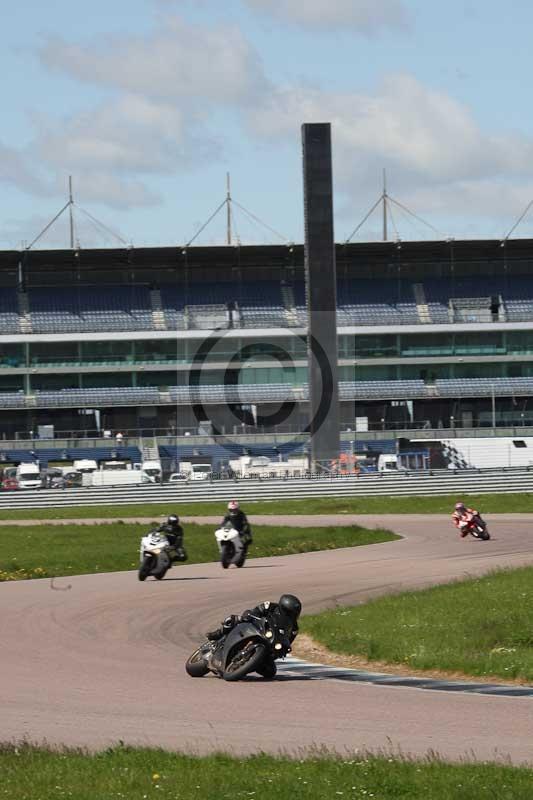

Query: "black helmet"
left=278, top=594, right=302, bottom=621
left=167, top=514, right=179, bottom=525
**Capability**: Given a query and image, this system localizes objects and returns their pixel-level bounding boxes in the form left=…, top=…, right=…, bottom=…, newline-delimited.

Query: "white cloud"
left=0, top=92, right=222, bottom=209
left=247, top=75, right=533, bottom=182
left=0, top=142, right=50, bottom=196
left=244, top=74, right=533, bottom=233
left=4, top=7, right=533, bottom=237
left=35, top=94, right=219, bottom=175
left=243, top=0, right=411, bottom=34
left=12, top=15, right=267, bottom=210
left=39, top=16, right=269, bottom=104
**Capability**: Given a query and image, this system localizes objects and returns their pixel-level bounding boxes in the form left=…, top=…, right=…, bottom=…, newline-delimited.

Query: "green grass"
left=302, top=566, right=533, bottom=683
left=0, top=522, right=397, bottom=581
left=1, top=744, right=532, bottom=800
left=0, top=745, right=533, bottom=800
left=2, top=491, right=533, bottom=520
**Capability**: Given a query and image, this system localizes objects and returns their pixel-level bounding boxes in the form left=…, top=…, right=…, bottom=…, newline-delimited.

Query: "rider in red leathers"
left=452, top=502, right=478, bottom=537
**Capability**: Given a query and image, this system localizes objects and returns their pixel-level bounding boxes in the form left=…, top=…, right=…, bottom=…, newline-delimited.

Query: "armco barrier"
left=2, top=469, right=533, bottom=509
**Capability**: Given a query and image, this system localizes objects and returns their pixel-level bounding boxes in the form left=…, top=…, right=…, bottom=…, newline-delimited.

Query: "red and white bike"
left=462, top=513, right=490, bottom=541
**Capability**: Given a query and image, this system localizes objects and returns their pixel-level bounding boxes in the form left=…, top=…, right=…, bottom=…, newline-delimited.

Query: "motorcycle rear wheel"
left=471, top=526, right=490, bottom=541
left=185, top=648, right=209, bottom=677
left=223, top=642, right=267, bottom=682
left=235, top=545, right=248, bottom=568
left=153, top=553, right=171, bottom=580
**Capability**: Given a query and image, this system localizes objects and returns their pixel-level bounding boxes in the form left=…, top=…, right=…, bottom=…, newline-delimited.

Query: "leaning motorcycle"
left=185, top=616, right=292, bottom=681
left=466, top=514, right=490, bottom=541
left=214, top=523, right=248, bottom=568
left=138, top=530, right=172, bottom=581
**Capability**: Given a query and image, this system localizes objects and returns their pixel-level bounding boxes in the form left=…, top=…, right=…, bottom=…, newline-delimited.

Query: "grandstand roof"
left=1, top=237, right=533, bottom=285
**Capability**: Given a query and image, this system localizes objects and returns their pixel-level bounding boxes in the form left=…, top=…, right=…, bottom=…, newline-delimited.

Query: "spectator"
left=115, top=431, right=124, bottom=445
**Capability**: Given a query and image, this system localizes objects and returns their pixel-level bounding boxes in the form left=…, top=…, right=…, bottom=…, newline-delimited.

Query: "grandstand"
left=2, top=238, right=533, bottom=467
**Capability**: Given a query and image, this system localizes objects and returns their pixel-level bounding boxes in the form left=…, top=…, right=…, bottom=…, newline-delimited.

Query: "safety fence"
left=1, top=468, right=533, bottom=510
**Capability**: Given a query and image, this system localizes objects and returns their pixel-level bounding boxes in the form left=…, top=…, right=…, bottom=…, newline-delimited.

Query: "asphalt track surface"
left=2, top=514, right=533, bottom=764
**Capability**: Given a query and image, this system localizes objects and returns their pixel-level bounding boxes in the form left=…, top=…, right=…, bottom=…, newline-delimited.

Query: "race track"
left=2, top=514, right=533, bottom=764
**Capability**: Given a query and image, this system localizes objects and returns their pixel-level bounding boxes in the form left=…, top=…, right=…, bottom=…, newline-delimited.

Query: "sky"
left=2, top=0, right=533, bottom=249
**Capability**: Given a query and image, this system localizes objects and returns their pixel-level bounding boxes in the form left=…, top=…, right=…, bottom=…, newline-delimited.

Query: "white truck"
left=73, top=459, right=98, bottom=474
left=89, top=469, right=152, bottom=487
left=84, top=460, right=152, bottom=487
left=377, top=454, right=405, bottom=473
left=228, top=455, right=308, bottom=479
left=178, top=461, right=212, bottom=481
left=16, top=463, right=42, bottom=489
left=133, top=459, right=162, bottom=483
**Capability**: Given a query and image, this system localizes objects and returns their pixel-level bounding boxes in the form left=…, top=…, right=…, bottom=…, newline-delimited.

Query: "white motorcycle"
left=214, top=523, right=248, bottom=569
left=138, top=530, right=172, bottom=581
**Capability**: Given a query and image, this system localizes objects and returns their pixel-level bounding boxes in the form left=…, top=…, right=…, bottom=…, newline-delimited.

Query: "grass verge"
left=302, top=566, right=533, bottom=683
left=0, top=522, right=397, bottom=581
left=1, top=744, right=532, bottom=799
left=1, top=491, right=533, bottom=521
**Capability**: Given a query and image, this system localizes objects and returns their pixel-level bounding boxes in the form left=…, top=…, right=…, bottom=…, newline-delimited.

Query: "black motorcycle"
left=185, top=616, right=292, bottom=681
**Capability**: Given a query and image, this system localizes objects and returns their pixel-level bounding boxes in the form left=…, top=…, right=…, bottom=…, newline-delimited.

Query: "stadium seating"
left=0, top=390, right=27, bottom=408
left=339, top=380, right=426, bottom=399
left=0, top=380, right=427, bottom=408
left=294, top=279, right=419, bottom=326
left=435, top=377, right=533, bottom=397
left=28, top=286, right=153, bottom=333
left=1, top=275, right=533, bottom=334
left=238, top=282, right=287, bottom=327
left=160, top=281, right=287, bottom=329
left=35, top=387, right=160, bottom=407
left=0, top=288, right=21, bottom=333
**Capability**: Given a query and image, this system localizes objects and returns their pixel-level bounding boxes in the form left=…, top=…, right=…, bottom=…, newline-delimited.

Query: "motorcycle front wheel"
left=138, top=555, right=155, bottom=581
left=256, top=658, right=277, bottom=679
left=185, top=648, right=210, bottom=677
left=221, top=542, right=234, bottom=569
left=223, top=642, right=267, bottom=682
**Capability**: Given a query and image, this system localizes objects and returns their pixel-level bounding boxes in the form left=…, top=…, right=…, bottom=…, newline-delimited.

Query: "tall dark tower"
left=301, top=122, right=340, bottom=466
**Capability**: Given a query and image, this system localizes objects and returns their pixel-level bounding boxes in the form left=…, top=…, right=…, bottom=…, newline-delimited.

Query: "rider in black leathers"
left=206, top=594, right=302, bottom=677
left=221, top=499, right=253, bottom=545
left=157, top=514, right=187, bottom=562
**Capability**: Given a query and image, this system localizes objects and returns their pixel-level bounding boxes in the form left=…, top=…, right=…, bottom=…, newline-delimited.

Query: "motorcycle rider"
left=452, top=502, right=479, bottom=538
left=205, top=594, right=302, bottom=677
left=221, top=500, right=253, bottom=545
left=156, top=514, right=187, bottom=561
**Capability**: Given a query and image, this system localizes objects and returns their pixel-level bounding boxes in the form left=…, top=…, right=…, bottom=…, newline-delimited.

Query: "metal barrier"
left=2, top=468, right=533, bottom=510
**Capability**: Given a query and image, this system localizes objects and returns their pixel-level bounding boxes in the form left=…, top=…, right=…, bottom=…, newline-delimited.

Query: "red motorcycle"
left=463, top=513, right=490, bottom=541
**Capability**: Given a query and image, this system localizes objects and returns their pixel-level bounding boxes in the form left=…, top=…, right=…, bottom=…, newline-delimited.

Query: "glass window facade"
left=3, top=328, right=533, bottom=392
left=0, top=343, right=24, bottom=368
